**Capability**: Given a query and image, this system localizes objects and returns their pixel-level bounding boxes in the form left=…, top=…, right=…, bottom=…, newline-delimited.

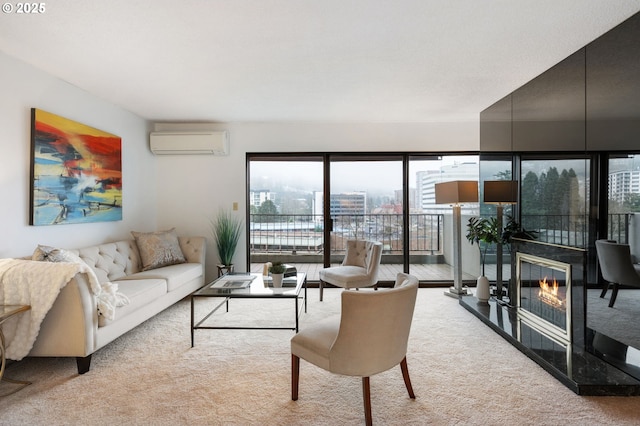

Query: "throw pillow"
left=32, top=243, right=102, bottom=288
left=131, top=228, right=186, bottom=271
left=32, top=244, right=129, bottom=318
left=32, top=244, right=84, bottom=264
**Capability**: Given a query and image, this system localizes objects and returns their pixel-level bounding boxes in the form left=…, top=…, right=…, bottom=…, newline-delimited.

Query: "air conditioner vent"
left=149, top=131, right=229, bottom=155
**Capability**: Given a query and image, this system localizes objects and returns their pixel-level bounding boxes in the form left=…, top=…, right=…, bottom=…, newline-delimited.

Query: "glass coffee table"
left=190, top=272, right=307, bottom=347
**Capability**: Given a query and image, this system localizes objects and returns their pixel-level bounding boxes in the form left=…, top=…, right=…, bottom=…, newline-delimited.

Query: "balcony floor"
left=250, top=262, right=478, bottom=283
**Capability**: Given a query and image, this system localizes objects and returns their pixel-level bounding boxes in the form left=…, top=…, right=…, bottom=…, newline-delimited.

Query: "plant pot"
left=476, top=276, right=490, bottom=304
left=271, top=273, right=284, bottom=288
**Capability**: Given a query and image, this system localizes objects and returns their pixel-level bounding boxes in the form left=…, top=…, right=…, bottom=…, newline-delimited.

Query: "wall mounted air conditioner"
left=149, top=131, right=229, bottom=155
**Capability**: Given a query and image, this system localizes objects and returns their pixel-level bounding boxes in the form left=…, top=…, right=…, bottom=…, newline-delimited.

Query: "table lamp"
left=483, top=180, right=518, bottom=301
left=435, top=180, right=478, bottom=298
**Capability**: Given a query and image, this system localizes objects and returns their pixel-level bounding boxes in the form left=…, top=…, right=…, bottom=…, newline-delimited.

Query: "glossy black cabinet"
left=512, top=49, right=586, bottom=152
left=481, top=11, right=640, bottom=153
left=479, top=94, right=511, bottom=152
left=586, top=13, right=640, bottom=151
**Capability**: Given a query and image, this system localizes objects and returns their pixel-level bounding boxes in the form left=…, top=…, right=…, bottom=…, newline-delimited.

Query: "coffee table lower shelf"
left=190, top=273, right=307, bottom=347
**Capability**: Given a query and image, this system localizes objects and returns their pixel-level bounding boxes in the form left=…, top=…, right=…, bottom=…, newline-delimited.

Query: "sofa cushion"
left=121, top=263, right=203, bottom=292
left=99, top=278, right=167, bottom=327
left=132, top=228, right=186, bottom=271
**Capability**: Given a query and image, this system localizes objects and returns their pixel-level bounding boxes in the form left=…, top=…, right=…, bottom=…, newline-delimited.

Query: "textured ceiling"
left=1, top=0, right=639, bottom=123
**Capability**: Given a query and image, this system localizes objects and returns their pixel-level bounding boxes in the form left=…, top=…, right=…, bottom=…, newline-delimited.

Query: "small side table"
left=0, top=305, right=32, bottom=397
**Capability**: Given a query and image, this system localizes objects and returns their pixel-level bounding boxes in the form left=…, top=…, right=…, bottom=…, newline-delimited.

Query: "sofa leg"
left=320, top=280, right=324, bottom=302
left=76, top=355, right=92, bottom=374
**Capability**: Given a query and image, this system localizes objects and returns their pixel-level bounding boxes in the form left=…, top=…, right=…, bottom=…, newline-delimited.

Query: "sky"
left=249, top=155, right=480, bottom=195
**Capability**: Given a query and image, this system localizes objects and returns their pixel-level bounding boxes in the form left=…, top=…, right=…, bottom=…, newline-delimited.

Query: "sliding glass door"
left=328, top=156, right=404, bottom=281
left=248, top=156, right=324, bottom=275
left=247, top=153, right=481, bottom=284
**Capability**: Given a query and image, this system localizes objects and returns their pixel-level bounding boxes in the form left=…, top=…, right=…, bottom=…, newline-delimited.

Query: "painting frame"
left=30, top=108, right=123, bottom=226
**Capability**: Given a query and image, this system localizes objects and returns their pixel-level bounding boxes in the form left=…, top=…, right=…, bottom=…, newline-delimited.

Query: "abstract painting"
left=30, top=108, right=122, bottom=225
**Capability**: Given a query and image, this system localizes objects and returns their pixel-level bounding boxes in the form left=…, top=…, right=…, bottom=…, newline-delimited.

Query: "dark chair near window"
left=595, top=239, right=640, bottom=308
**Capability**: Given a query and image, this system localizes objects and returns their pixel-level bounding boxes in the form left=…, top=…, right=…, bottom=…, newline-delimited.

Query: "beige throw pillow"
left=131, top=228, right=186, bottom=271
left=32, top=244, right=102, bottom=290
left=33, top=244, right=84, bottom=264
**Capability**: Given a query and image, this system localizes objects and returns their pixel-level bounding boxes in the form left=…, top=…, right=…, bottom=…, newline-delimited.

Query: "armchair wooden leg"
left=292, top=354, right=300, bottom=400
left=608, top=283, right=620, bottom=308
left=362, top=376, right=372, bottom=426
left=319, top=280, right=324, bottom=301
left=400, top=356, right=415, bottom=398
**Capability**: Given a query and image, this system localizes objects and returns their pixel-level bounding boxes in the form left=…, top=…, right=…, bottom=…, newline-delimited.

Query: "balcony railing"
left=250, top=213, right=443, bottom=256
left=521, top=213, right=632, bottom=247
left=250, top=213, right=633, bottom=262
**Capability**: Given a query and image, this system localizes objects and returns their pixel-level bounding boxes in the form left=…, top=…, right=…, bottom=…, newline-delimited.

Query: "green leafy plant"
left=466, top=216, right=501, bottom=276
left=269, top=261, right=286, bottom=274
left=211, top=209, right=243, bottom=267
left=501, top=215, right=538, bottom=244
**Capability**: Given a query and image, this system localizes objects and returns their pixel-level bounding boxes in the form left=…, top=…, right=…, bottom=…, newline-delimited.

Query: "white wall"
left=154, top=121, right=479, bottom=281
left=0, top=50, right=480, bottom=280
left=441, top=213, right=482, bottom=279
left=0, top=52, right=155, bottom=258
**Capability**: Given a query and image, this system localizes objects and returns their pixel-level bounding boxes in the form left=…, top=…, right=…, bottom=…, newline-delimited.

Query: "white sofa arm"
left=178, top=236, right=206, bottom=265
left=29, top=271, right=97, bottom=358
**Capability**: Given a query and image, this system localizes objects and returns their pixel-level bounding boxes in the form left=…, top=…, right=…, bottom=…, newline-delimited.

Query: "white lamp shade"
left=434, top=180, right=479, bottom=204
left=484, top=180, right=518, bottom=204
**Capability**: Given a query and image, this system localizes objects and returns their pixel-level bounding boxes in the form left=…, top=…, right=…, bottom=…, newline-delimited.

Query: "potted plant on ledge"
left=211, top=209, right=243, bottom=276
left=466, top=216, right=500, bottom=303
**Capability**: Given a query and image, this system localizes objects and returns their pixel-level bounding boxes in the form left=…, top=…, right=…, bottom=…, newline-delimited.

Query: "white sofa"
left=27, top=235, right=206, bottom=374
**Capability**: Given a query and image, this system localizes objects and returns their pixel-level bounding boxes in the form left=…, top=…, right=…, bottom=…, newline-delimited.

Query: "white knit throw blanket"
left=0, top=258, right=128, bottom=360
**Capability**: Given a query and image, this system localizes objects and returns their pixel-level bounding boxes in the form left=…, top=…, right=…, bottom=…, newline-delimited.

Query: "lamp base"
left=444, top=286, right=470, bottom=299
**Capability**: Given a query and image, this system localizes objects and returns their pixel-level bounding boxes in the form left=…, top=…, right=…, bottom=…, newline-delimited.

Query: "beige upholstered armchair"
left=318, top=239, right=383, bottom=301
left=595, top=239, right=640, bottom=308
left=291, top=273, right=419, bottom=426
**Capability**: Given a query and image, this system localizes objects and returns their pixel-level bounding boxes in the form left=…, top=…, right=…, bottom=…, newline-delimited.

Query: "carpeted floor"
left=2, top=288, right=640, bottom=425
left=587, top=288, right=640, bottom=349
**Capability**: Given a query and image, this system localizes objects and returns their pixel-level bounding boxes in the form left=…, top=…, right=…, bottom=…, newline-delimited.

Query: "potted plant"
left=210, top=209, right=243, bottom=273
left=269, top=261, right=286, bottom=288
left=501, top=215, right=538, bottom=245
left=466, top=216, right=500, bottom=303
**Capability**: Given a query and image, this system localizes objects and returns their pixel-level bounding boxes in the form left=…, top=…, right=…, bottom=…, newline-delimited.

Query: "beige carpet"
left=2, top=288, right=640, bottom=425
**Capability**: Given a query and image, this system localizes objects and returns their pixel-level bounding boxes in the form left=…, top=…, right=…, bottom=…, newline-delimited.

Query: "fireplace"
left=508, top=239, right=587, bottom=348
left=459, top=238, right=640, bottom=395
left=516, top=252, right=572, bottom=344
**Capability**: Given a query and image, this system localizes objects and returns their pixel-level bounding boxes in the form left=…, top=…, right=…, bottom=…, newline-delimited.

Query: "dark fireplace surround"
left=460, top=238, right=640, bottom=396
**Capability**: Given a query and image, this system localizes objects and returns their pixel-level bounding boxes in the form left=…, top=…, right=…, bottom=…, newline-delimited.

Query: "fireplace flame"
left=538, top=276, right=566, bottom=311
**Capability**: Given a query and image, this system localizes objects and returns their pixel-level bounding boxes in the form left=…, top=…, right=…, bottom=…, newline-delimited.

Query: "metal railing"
left=250, top=212, right=633, bottom=260
left=607, top=213, right=632, bottom=244
left=521, top=213, right=632, bottom=246
left=250, top=213, right=443, bottom=255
